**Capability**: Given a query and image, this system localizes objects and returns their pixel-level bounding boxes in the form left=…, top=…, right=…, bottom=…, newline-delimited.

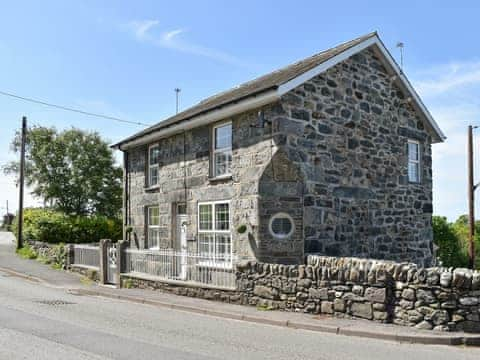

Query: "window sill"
left=208, top=175, right=232, bottom=183
left=144, top=185, right=160, bottom=192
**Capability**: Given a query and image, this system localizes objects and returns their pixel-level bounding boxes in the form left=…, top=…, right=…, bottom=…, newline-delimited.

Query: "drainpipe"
left=123, top=151, right=129, bottom=242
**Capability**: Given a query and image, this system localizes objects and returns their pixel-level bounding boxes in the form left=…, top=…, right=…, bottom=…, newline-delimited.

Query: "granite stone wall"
left=275, top=47, right=435, bottom=266
left=116, top=254, right=479, bottom=333
left=235, top=255, right=480, bottom=332
left=27, top=241, right=67, bottom=269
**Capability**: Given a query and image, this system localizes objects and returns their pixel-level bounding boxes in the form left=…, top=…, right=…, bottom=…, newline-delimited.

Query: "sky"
left=0, top=0, right=479, bottom=221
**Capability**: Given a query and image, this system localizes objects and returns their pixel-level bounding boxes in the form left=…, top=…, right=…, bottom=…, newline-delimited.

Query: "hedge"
left=12, top=208, right=122, bottom=244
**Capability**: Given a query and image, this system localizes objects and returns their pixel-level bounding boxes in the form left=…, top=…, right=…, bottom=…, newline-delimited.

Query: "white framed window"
left=197, top=201, right=231, bottom=265
left=269, top=213, right=295, bottom=239
left=148, top=144, right=160, bottom=187
left=147, top=206, right=160, bottom=249
left=212, top=122, right=232, bottom=178
left=408, top=140, right=420, bottom=183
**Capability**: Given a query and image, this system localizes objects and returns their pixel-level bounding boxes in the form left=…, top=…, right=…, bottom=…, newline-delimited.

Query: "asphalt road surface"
left=0, top=266, right=479, bottom=359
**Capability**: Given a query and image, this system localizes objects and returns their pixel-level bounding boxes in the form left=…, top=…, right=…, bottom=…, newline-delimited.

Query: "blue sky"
left=0, top=0, right=479, bottom=220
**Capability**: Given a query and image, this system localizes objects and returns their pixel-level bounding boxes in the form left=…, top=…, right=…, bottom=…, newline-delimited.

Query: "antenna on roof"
left=396, top=42, right=404, bottom=73
left=174, top=88, right=181, bottom=114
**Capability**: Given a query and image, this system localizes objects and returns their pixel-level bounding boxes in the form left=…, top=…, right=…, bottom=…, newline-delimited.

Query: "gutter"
left=113, top=89, right=279, bottom=151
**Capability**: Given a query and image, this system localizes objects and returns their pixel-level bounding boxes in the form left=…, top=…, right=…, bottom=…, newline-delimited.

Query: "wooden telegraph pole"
left=467, top=125, right=477, bottom=269
left=17, top=116, right=27, bottom=250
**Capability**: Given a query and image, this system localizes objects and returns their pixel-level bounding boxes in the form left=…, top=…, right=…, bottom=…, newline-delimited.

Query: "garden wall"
left=57, top=239, right=480, bottom=333
left=27, top=241, right=100, bottom=281
left=27, top=241, right=66, bottom=268
left=235, top=256, right=480, bottom=332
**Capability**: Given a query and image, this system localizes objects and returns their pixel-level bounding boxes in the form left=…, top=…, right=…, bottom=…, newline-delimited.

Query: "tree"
left=3, top=126, right=122, bottom=217
left=432, top=216, right=468, bottom=268
left=451, top=214, right=480, bottom=269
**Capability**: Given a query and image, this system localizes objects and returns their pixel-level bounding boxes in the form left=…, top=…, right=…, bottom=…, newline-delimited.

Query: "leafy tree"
left=3, top=126, right=122, bottom=217
left=432, top=216, right=468, bottom=268
left=451, top=214, right=480, bottom=269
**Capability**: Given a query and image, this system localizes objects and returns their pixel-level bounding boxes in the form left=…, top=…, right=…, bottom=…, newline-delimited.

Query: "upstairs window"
left=212, top=122, right=232, bottom=177
left=148, top=144, right=160, bottom=187
left=408, top=140, right=420, bottom=183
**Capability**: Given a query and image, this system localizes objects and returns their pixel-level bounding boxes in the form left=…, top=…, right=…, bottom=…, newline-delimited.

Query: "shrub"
left=432, top=216, right=469, bottom=268
left=12, top=208, right=122, bottom=244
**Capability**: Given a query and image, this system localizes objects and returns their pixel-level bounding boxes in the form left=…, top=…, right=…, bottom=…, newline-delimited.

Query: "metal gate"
left=106, top=243, right=118, bottom=285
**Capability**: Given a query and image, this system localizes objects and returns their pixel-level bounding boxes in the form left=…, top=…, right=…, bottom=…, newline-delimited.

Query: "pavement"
left=1, top=231, right=480, bottom=350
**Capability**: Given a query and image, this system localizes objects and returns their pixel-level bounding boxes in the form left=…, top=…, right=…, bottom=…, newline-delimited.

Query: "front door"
left=175, top=204, right=188, bottom=279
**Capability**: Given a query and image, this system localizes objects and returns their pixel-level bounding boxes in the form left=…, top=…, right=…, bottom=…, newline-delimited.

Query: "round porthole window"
left=269, top=213, right=294, bottom=239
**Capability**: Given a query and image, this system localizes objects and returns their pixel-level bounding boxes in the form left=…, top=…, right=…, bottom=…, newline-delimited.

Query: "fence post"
left=64, top=244, right=74, bottom=269
left=116, top=240, right=129, bottom=288
left=99, top=239, right=110, bottom=285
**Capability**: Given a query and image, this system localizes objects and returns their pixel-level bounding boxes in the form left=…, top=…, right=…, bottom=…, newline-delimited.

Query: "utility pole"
left=6, top=200, right=8, bottom=215
left=174, top=88, right=181, bottom=114
left=467, top=125, right=477, bottom=269
left=17, top=116, right=27, bottom=250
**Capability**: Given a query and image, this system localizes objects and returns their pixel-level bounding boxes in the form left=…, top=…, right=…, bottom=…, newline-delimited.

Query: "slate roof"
left=113, top=32, right=378, bottom=148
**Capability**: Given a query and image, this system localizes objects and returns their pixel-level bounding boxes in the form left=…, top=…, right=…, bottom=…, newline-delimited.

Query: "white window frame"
left=147, top=205, right=160, bottom=249
left=269, top=212, right=295, bottom=239
left=148, top=144, right=159, bottom=187
left=197, top=200, right=232, bottom=267
left=211, top=122, right=232, bottom=178
left=407, top=139, right=421, bottom=183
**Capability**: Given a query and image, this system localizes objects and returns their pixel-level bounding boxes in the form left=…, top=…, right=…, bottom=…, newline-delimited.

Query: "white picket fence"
left=124, top=249, right=236, bottom=289
left=73, top=244, right=100, bottom=268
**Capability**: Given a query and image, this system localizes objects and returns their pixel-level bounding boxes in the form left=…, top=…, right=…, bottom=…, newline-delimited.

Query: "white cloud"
left=128, top=20, right=160, bottom=41
left=413, top=59, right=480, bottom=220
left=414, top=61, right=480, bottom=97
left=163, top=28, right=185, bottom=42
left=126, top=20, right=247, bottom=66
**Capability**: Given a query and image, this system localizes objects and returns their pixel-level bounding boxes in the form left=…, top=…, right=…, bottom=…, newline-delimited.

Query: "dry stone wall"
left=236, top=255, right=480, bottom=332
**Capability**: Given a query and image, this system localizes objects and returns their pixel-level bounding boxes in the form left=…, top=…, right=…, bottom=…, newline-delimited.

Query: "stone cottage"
left=112, top=32, right=445, bottom=267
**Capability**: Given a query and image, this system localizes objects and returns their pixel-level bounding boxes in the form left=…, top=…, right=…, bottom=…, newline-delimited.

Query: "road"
left=0, top=266, right=478, bottom=359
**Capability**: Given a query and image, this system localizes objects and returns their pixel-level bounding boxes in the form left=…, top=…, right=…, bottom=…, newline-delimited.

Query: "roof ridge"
left=195, top=32, right=378, bottom=107
left=113, top=31, right=384, bottom=148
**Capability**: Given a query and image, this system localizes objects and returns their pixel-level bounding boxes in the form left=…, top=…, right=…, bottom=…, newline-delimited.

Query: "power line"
left=0, top=90, right=151, bottom=127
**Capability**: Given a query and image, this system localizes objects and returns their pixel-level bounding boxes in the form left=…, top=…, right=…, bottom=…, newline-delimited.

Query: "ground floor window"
left=198, top=201, right=231, bottom=262
left=147, top=206, right=160, bottom=249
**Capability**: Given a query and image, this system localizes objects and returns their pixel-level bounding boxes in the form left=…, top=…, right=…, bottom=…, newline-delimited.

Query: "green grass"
left=256, top=303, right=274, bottom=311
left=36, top=255, right=50, bottom=264
left=51, top=263, right=62, bottom=270
left=122, top=278, right=134, bottom=289
left=16, top=244, right=38, bottom=260
left=80, top=276, right=93, bottom=286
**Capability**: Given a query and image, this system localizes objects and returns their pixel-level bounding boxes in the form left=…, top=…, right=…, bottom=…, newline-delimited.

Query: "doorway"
left=175, top=203, right=188, bottom=279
